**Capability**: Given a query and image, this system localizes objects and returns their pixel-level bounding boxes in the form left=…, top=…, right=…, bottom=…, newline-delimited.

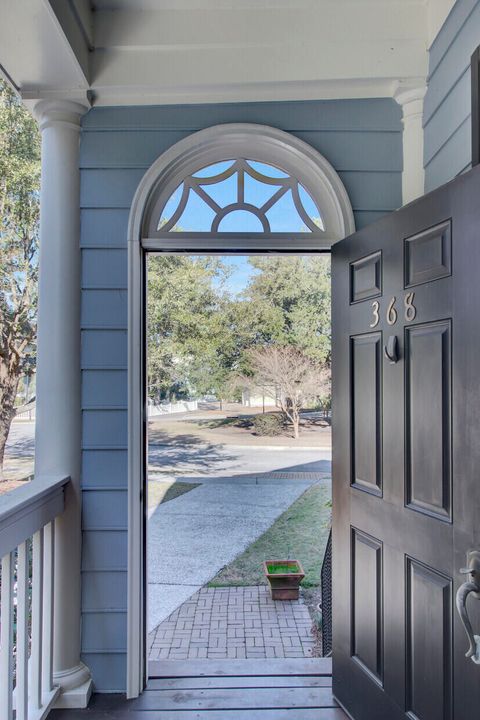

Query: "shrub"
left=252, top=412, right=284, bottom=436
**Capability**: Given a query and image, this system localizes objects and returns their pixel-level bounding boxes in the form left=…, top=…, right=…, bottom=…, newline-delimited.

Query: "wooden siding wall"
left=424, top=0, right=479, bottom=191
left=79, top=99, right=402, bottom=692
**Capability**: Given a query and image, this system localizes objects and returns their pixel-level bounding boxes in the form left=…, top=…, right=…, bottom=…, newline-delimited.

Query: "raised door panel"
left=351, top=528, right=383, bottom=685
left=405, top=321, right=452, bottom=520
left=404, top=220, right=451, bottom=288
left=350, top=333, right=382, bottom=495
left=406, top=558, right=452, bottom=720
left=350, top=251, right=382, bottom=303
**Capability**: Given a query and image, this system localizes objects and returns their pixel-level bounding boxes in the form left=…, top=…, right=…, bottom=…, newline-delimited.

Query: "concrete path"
left=147, top=474, right=327, bottom=632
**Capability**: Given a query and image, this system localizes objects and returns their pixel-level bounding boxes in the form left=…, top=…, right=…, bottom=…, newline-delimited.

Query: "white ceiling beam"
left=0, top=0, right=432, bottom=107
left=94, top=5, right=426, bottom=49
left=89, top=1, right=428, bottom=105
left=0, top=1, right=89, bottom=101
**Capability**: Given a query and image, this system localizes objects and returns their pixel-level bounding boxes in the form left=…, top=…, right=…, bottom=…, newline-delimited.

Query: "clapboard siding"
left=82, top=450, right=128, bottom=488
left=82, top=370, right=128, bottom=409
left=82, top=489, right=128, bottom=529
left=82, top=250, right=127, bottom=289
left=424, top=0, right=480, bottom=191
left=81, top=330, right=128, bottom=369
left=80, top=209, right=129, bottom=248
left=82, top=530, right=128, bottom=571
left=82, top=570, right=128, bottom=611
left=80, top=654, right=127, bottom=695
left=82, top=612, right=128, bottom=653
left=79, top=98, right=402, bottom=692
left=81, top=290, right=128, bottom=329
left=81, top=129, right=402, bottom=173
left=81, top=99, right=402, bottom=132
left=83, top=410, right=128, bottom=449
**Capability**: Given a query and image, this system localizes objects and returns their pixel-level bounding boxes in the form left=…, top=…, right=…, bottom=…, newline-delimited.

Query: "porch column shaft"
left=395, top=86, right=427, bottom=205
left=34, top=100, right=92, bottom=708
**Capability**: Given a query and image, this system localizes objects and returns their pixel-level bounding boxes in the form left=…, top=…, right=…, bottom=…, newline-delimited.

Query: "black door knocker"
left=384, top=335, right=398, bottom=364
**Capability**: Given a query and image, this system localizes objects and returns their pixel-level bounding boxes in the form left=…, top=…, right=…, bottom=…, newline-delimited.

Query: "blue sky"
left=163, top=160, right=321, bottom=295
left=221, top=255, right=258, bottom=295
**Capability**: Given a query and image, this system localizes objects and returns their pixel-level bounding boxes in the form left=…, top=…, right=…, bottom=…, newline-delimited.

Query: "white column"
left=33, top=100, right=92, bottom=708
left=394, top=86, right=427, bottom=205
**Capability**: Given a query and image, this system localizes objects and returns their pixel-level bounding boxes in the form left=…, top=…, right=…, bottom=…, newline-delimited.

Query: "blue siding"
left=79, top=98, right=402, bottom=691
left=424, top=0, right=479, bottom=191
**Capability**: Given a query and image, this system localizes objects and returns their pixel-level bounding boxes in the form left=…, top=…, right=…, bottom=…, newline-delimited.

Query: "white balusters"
left=16, top=541, right=30, bottom=720
left=0, top=551, right=14, bottom=719
left=30, top=529, right=44, bottom=711
left=42, top=523, right=55, bottom=695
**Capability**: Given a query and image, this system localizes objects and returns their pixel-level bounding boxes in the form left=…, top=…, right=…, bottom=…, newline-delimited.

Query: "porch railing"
left=0, top=475, right=69, bottom=720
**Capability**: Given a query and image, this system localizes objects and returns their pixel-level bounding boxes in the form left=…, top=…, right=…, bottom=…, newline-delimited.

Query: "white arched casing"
left=126, top=124, right=354, bottom=697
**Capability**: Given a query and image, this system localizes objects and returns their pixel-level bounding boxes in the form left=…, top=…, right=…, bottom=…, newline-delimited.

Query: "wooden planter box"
left=263, top=559, right=305, bottom=600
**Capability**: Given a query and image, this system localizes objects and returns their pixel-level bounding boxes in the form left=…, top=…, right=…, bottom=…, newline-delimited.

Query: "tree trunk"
left=292, top=409, right=300, bottom=439
left=0, top=371, right=20, bottom=479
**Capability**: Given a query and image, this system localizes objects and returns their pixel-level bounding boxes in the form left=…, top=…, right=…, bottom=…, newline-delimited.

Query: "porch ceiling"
left=1, top=0, right=455, bottom=107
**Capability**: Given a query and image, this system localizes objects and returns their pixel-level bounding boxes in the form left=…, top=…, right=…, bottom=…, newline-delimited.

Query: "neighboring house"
left=241, top=385, right=278, bottom=409
left=2, top=1, right=480, bottom=719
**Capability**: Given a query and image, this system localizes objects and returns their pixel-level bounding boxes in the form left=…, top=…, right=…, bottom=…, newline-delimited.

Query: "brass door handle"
left=456, top=551, right=480, bottom=665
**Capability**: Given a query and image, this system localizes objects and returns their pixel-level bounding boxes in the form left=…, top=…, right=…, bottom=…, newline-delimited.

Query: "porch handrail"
left=0, top=475, right=70, bottom=720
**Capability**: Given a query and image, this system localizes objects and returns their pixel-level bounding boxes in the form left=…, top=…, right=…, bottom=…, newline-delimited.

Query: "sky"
left=160, top=160, right=321, bottom=295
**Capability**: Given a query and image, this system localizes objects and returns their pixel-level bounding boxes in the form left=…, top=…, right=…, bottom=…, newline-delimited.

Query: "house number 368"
left=369, top=292, right=416, bottom=328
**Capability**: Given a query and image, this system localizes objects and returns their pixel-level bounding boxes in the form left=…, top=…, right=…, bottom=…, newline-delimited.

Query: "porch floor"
left=51, top=658, right=347, bottom=718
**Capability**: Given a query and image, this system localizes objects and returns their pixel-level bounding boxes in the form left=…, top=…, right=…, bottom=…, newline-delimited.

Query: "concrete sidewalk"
left=148, top=475, right=323, bottom=632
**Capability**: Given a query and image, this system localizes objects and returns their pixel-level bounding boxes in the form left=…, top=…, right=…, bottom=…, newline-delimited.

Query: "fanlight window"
left=155, top=160, right=324, bottom=235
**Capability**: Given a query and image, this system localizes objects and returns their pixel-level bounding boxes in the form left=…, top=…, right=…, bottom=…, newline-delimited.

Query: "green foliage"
left=238, top=256, right=331, bottom=365
left=146, top=255, right=332, bottom=404
left=252, top=412, right=285, bottom=436
left=147, top=255, right=234, bottom=400
left=0, top=81, right=40, bottom=473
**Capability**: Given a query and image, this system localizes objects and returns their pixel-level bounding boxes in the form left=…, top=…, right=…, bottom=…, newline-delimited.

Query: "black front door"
left=332, top=165, right=480, bottom=719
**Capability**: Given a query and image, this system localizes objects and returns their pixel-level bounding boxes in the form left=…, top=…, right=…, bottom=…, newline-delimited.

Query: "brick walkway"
left=148, top=586, right=316, bottom=661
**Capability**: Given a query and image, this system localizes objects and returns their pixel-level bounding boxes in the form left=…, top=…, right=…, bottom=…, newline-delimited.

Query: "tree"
left=147, top=255, right=234, bottom=401
left=242, top=345, right=330, bottom=438
left=0, top=81, right=40, bottom=478
left=241, top=256, right=331, bottom=365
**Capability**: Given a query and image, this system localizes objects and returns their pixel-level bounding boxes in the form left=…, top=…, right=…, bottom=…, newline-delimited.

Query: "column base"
left=53, top=662, right=93, bottom=709
left=54, top=679, right=93, bottom=709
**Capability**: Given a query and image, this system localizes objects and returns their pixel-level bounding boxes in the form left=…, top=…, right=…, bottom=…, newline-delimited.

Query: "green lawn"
left=208, top=482, right=331, bottom=588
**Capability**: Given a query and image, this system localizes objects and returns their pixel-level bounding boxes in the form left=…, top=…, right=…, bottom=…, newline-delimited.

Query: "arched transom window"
left=156, top=159, right=324, bottom=235
left=139, top=125, right=355, bottom=251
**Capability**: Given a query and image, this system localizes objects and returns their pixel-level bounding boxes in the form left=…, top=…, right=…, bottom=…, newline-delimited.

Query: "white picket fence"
left=148, top=399, right=198, bottom=416
left=15, top=403, right=36, bottom=421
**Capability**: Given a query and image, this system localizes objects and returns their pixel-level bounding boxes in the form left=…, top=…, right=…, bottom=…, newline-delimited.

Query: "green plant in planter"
left=263, top=559, right=305, bottom=600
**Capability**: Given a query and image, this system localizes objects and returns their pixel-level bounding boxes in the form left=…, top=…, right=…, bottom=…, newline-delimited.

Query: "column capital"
left=33, top=99, right=89, bottom=133
left=394, top=85, right=427, bottom=121
left=393, top=84, right=427, bottom=205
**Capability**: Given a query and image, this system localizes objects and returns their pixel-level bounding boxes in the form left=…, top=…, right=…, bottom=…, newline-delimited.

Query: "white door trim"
left=126, top=123, right=354, bottom=697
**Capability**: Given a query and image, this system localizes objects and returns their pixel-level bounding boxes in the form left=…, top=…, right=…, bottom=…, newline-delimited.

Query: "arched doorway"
left=126, top=124, right=354, bottom=696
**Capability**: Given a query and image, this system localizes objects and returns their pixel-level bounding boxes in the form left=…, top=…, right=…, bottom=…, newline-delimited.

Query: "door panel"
left=332, top=165, right=480, bottom=720
left=405, top=320, right=452, bottom=520
left=351, top=528, right=383, bottom=684
left=350, top=333, right=382, bottom=495
left=404, top=220, right=451, bottom=288
left=405, top=558, right=452, bottom=720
